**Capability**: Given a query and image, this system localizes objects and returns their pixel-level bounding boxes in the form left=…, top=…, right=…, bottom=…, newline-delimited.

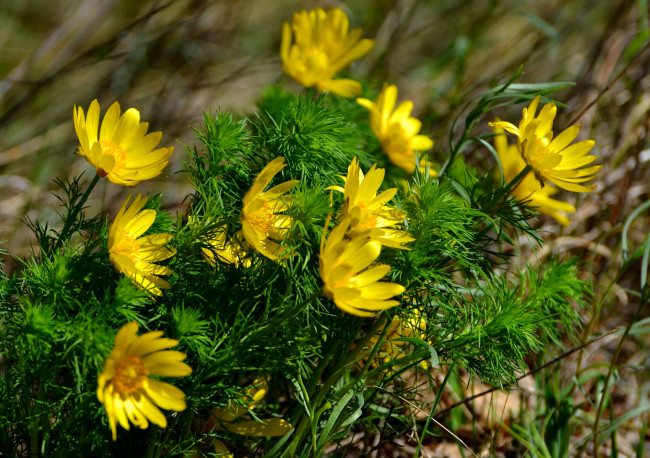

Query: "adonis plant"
left=1, top=6, right=602, bottom=457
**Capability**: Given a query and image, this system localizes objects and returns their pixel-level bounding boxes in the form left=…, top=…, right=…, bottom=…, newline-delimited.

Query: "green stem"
left=415, top=362, right=456, bottom=458
left=438, top=132, right=466, bottom=179
left=505, top=164, right=532, bottom=193
left=592, top=288, right=648, bottom=457
left=154, top=410, right=192, bottom=458
left=53, top=173, right=101, bottom=252
left=29, top=380, right=47, bottom=458
left=286, top=314, right=390, bottom=456
left=145, top=425, right=157, bottom=458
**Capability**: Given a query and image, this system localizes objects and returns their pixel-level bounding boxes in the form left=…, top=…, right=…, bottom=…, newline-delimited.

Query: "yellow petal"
left=214, top=439, right=234, bottom=458
left=390, top=100, right=413, bottom=125
left=360, top=282, right=406, bottom=300
left=128, top=131, right=163, bottom=158
left=265, top=179, right=299, bottom=197
left=98, top=154, right=116, bottom=174
left=379, top=84, right=398, bottom=126
left=112, top=392, right=131, bottom=432
left=546, top=176, right=597, bottom=192
left=558, top=140, right=595, bottom=159
left=123, top=397, right=149, bottom=429
left=124, top=209, right=156, bottom=238
left=100, top=101, right=122, bottom=142
left=356, top=97, right=374, bottom=110
left=280, top=22, right=292, bottom=63
left=548, top=125, right=579, bottom=152
left=130, top=334, right=178, bottom=357
left=488, top=121, right=520, bottom=137
left=534, top=153, right=562, bottom=170
left=245, top=157, right=286, bottom=202
left=222, top=419, right=293, bottom=437
left=85, top=99, right=100, bottom=146
left=332, top=38, right=374, bottom=72
left=113, top=108, right=141, bottom=145
left=348, top=297, right=400, bottom=311
left=143, top=379, right=187, bottom=412
left=341, top=239, right=382, bottom=272
left=88, top=141, right=103, bottom=166
left=555, top=154, right=596, bottom=170
left=411, top=135, right=434, bottom=151
left=535, top=103, right=556, bottom=136
left=135, top=392, right=168, bottom=428
left=352, top=264, right=391, bottom=286
left=317, top=78, right=362, bottom=97
left=333, top=298, right=376, bottom=316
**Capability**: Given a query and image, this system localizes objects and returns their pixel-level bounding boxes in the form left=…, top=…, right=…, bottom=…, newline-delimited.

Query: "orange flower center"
left=113, top=356, right=148, bottom=395
left=111, top=232, right=141, bottom=262
left=247, top=199, right=275, bottom=234
left=98, top=140, right=127, bottom=175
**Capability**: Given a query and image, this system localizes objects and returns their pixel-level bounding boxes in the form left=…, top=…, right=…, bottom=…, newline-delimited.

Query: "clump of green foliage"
left=0, top=1, right=603, bottom=450
left=0, top=79, right=592, bottom=457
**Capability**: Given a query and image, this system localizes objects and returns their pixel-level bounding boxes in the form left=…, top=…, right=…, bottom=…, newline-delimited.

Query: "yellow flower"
left=489, top=96, right=601, bottom=192
left=358, top=310, right=429, bottom=371
left=202, top=228, right=251, bottom=267
left=73, top=100, right=173, bottom=186
left=493, top=122, right=576, bottom=226
left=357, top=84, right=436, bottom=175
left=192, top=218, right=251, bottom=267
left=319, top=217, right=405, bottom=317
left=97, top=322, right=192, bottom=441
left=196, top=377, right=292, bottom=457
left=280, top=7, right=374, bottom=97
left=240, top=157, right=299, bottom=261
left=108, top=194, right=175, bottom=296
left=330, top=157, right=414, bottom=249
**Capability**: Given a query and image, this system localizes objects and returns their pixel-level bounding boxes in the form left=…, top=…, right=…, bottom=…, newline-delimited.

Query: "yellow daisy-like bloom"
left=330, top=157, right=414, bottom=249
left=357, top=84, right=436, bottom=175
left=97, top=322, right=192, bottom=441
left=489, top=95, right=601, bottom=192
left=108, top=194, right=175, bottom=296
left=240, top=157, right=299, bottom=261
left=319, top=217, right=405, bottom=317
left=280, top=7, right=374, bottom=97
left=197, top=377, right=292, bottom=457
left=493, top=122, right=576, bottom=226
left=73, top=99, right=173, bottom=186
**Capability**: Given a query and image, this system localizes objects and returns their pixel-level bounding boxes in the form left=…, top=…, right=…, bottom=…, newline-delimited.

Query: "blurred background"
left=1, top=0, right=649, bottom=455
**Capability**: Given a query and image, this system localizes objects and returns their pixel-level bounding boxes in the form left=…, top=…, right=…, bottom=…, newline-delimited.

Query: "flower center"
left=111, top=232, right=141, bottom=262
left=113, top=356, right=148, bottom=395
left=385, top=123, right=411, bottom=155
left=307, top=47, right=329, bottom=69
left=301, top=47, right=331, bottom=81
left=98, top=140, right=127, bottom=175
left=330, top=263, right=358, bottom=289
left=350, top=201, right=378, bottom=230
left=247, top=199, right=275, bottom=234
